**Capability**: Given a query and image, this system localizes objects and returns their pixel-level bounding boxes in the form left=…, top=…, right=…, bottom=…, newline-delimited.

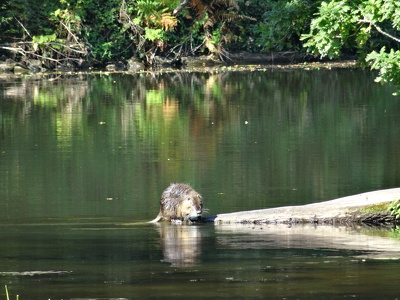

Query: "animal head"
left=176, top=189, right=203, bottom=220
left=160, top=183, right=203, bottom=221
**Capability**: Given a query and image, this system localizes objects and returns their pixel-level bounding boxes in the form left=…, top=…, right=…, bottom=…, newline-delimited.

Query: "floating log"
left=201, top=188, right=400, bottom=225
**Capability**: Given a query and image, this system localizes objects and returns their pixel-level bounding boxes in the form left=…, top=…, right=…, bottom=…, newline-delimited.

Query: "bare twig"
left=46, top=42, right=88, bottom=54
left=2, top=17, right=88, bottom=67
left=18, top=51, right=61, bottom=62
left=14, top=17, right=32, bottom=38
left=60, top=21, right=88, bottom=54
left=359, top=19, right=400, bottom=43
left=118, top=0, right=146, bottom=54
left=0, top=44, right=83, bottom=63
left=0, top=46, right=26, bottom=56
left=118, top=0, right=144, bottom=35
left=1, top=42, right=87, bottom=55
left=372, top=23, right=400, bottom=43
left=192, top=39, right=205, bottom=54
left=173, top=0, right=190, bottom=15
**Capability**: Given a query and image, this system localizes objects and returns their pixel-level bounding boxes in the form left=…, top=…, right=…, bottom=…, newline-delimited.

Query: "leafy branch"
left=359, top=18, right=400, bottom=43
left=301, top=0, right=400, bottom=93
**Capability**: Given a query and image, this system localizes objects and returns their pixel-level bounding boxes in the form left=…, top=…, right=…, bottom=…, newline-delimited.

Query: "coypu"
left=149, top=183, right=203, bottom=223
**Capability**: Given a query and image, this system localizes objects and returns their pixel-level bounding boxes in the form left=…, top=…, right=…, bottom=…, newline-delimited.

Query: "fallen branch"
left=0, top=46, right=26, bottom=56
left=0, top=42, right=86, bottom=64
left=1, top=41, right=87, bottom=54
left=60, top=21, right=88, bottom=55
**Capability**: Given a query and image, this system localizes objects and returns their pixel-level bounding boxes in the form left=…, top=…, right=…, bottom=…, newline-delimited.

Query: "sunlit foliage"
left=301, top=0, right=400, bottom=92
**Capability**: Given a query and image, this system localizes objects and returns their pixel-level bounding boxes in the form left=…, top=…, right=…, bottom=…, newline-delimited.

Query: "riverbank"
left=203, top=188, right=400, bottom=225
left=0, top=51, right=358, bottom=75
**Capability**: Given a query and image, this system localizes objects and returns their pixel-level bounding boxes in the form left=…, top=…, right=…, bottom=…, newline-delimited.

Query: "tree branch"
left=372, top=23, right=400, bottom=43
left=14, top=17, right=32, bottom=38
left=173, top=0, right=190, bottom=15
left=360, top=19, right=400, bottom=43
left=60, top=21, right=88, bottom=55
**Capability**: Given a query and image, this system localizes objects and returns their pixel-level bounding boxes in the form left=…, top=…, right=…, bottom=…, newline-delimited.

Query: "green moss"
left=358, top=201, right=392, bottom=214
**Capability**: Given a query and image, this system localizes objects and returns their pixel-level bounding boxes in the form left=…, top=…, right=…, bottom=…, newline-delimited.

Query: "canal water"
left=1, top=68, right=400, bottom=299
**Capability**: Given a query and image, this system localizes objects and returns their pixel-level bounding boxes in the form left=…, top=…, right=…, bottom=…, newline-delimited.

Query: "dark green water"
left=1, top=69, right=400, bottom=299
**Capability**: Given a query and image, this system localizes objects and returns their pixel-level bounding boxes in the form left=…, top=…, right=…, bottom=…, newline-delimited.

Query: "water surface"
left=1, top=68, right=400, bottom=299
left=1, top=221, right=400, bottom=299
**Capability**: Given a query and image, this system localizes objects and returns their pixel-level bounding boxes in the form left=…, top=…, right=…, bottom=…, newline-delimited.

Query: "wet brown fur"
left=149, top=183, right=203, bottom=223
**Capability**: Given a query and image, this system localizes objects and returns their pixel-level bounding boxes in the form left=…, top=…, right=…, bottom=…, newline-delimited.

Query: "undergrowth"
left=388, top=199, right=400, bottom=221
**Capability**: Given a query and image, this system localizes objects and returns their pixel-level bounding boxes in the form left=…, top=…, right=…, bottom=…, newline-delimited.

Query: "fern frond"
left=211, top=0, right=239, bottom=11
left=217, top=12, right=256, bottom=22
left=192, top=0, right=207, bottom=14
left=204, top=16, right=215, bottom=28
left=160, top=12, right=177, bottom=31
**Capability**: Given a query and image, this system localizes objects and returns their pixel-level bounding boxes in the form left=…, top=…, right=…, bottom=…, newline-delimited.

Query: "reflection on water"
left=216, top=223, right=400, bottom=259
left=1, top=70, right=400, bottom=223
left=157, top=223, right=202, bottom=266
left=0, top=220, right=400, bottom=299
left=1, top=69, right=400, bottom=299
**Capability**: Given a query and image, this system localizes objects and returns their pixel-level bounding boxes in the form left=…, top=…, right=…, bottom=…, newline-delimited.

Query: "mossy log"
left=202, top=188, right=400, bottom=225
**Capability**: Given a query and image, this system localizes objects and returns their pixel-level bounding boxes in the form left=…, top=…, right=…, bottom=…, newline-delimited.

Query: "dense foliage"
left=0, top=0, right=254, bottom=65
left=301, top=0, right=400, bottom=93
left=0, top=0, right=399, bottom=90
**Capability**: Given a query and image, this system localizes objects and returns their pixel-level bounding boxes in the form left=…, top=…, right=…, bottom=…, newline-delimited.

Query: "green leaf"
left=32, top=34, right=57, bottom=44
left=144, top=28, right=164, bottom=41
